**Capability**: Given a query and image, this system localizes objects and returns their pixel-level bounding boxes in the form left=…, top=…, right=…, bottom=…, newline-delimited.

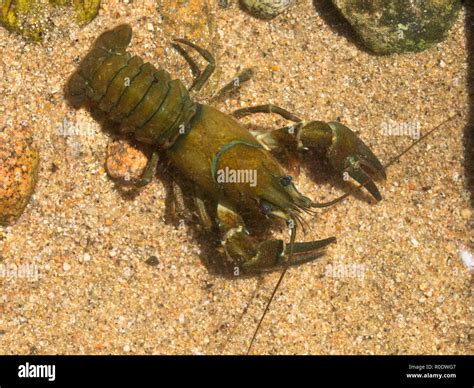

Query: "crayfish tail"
left=94, top=24, right=133, bottom=53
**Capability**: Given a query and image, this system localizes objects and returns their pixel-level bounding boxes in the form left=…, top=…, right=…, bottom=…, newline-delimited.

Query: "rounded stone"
left=0, top=128, right=39, bottom=226
left=0, top=0, right=100, bottom=42
left=105, top=141, right=149, bottom=183
left=331, top=0, right=462, bottom=54
left=241, top=0, right=293, bottom=19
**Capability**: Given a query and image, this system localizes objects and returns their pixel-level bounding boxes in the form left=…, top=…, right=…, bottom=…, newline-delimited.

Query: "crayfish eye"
left=261, top=202, right=272, bottom=215
left=280, top=175, right=292, bottom=187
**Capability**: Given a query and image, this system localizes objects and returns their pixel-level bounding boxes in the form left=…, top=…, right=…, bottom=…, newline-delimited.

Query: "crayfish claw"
left=293, top=120, right=386, bottom=200
left=346, top=161, right=383, bottom=202
left=280, top=236, right=337, bottom=267
left=312, top=121, right=386, bottom=201
left=238, top=237, right=336, bottom=273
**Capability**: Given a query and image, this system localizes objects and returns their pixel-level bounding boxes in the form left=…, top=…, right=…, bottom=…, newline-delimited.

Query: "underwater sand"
left=0, top=0, right=472, bottom=354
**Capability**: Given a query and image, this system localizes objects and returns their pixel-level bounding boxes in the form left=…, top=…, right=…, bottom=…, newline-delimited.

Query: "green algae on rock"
left=0, top=0, right=49, bottom=41
left=0, top=127, right=39, bottom=226
left=240, top=0, right=293, bottom=19
left=331, top=0, right=462, bottom=54
left=67, top=0, right=100, bottom=26
left=0, top=0, right=100, bottom=42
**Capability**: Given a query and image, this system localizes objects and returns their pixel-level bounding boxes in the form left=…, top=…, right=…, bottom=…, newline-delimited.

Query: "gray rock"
left=331, top=0, right=462, bottom=54
left=241, top=0, right=294, bottom=19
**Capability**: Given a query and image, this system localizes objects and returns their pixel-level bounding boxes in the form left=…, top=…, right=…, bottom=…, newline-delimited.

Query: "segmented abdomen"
left=67, top=24, right=197, bottom=148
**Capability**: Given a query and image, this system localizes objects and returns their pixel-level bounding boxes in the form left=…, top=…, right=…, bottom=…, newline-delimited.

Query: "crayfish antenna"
left=246, top=223, right=296, bottom=355
left=383, top=112, right=461, bottom=170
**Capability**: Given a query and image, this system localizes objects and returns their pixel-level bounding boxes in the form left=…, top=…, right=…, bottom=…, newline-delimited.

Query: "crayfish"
left=66, top=24, right=388, bottom=352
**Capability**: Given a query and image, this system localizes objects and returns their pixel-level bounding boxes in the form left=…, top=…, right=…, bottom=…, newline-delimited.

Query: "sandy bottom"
left=0, top=0, right=472, bottom=355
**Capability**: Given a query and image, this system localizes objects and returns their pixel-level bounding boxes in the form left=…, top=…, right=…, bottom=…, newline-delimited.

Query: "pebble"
left=0, top=128, right=39, bottom=226
left=145, top=256, right=159, bottom=266
left=241, top=0, right=293, bottom=19
left=105, top=141, right=148, bottom=184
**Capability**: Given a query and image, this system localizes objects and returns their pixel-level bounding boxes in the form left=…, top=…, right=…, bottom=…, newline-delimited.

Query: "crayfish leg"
left=193, top=188, right=213, bottom=230
left=133, top=151, right=160, bottom=188
left=172, top=38, right=216, bottom=92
